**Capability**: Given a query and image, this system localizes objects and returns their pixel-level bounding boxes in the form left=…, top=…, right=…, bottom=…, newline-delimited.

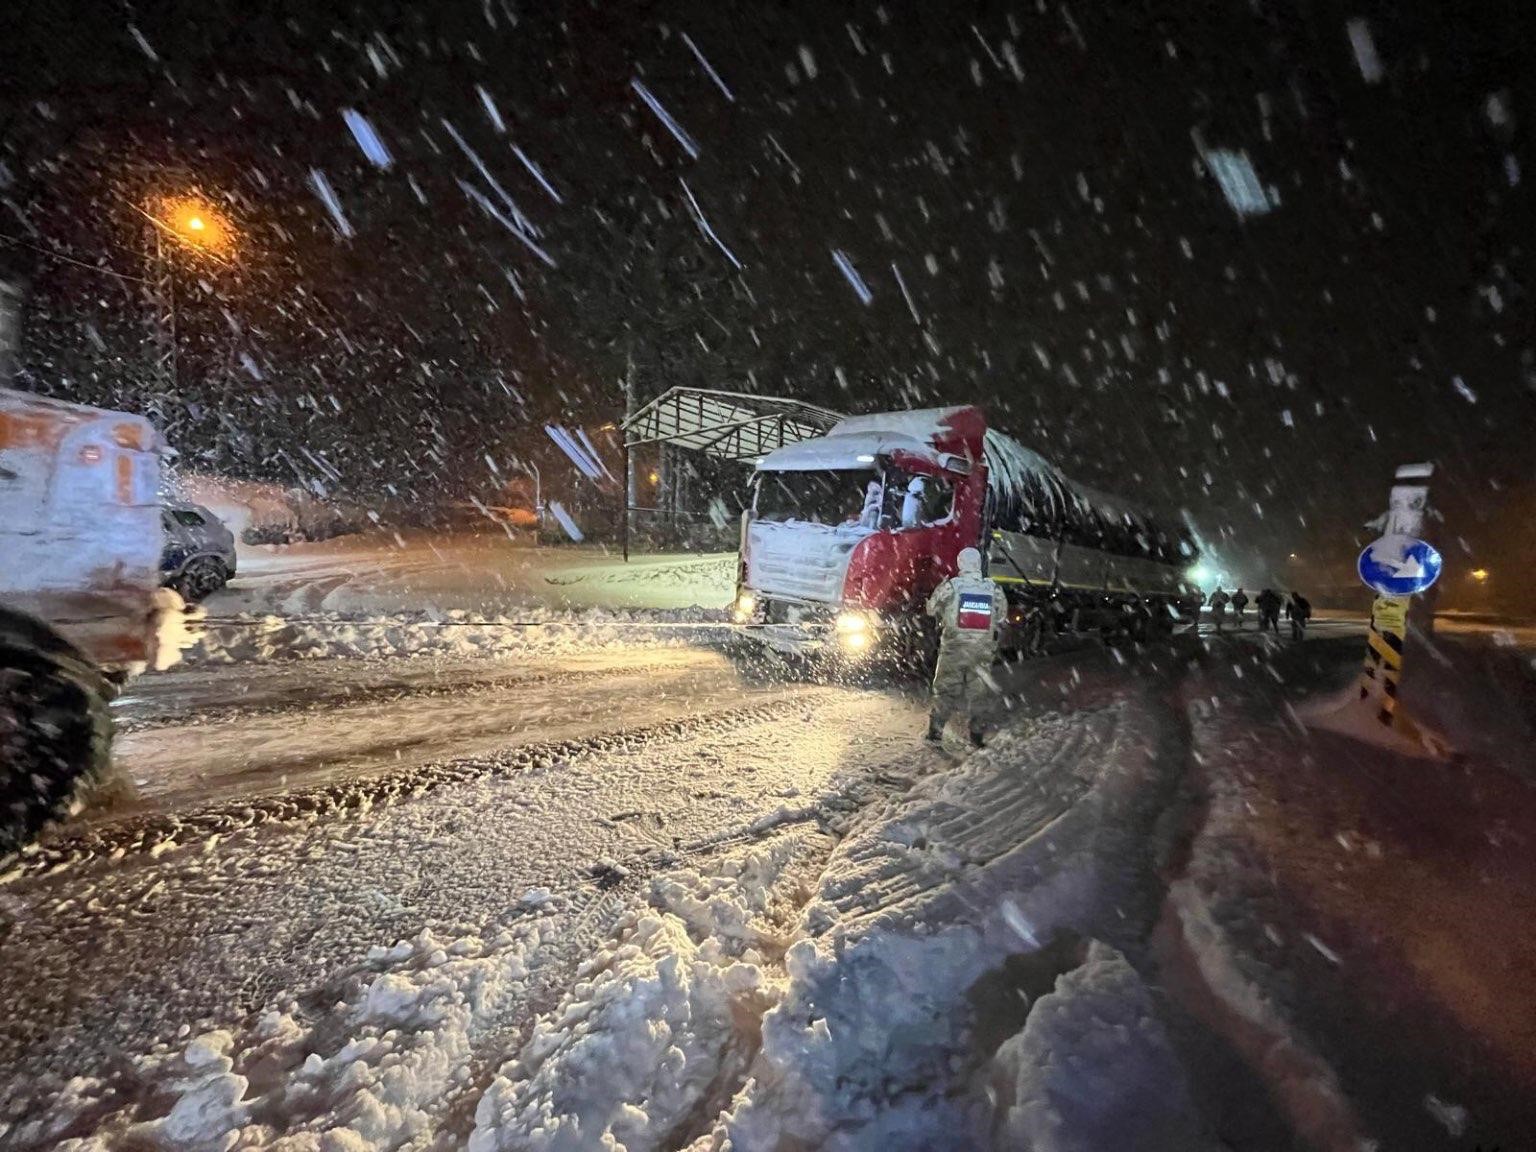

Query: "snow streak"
left=1204, top=149, right=1273, bottom=217
left=511, top=144, right=563, bottom=205
left=341, top=109, right=393, bottom=170
left=545, top=424, right=603, bottom=480
left=630, top=78, right=701, bottom=159
left=891, top=259, right=921, bottom=324
left=458, top=179, right=557, bottom=268
left=477, top=83, right=507, bottom=133
left=307, top=168, right=355, bottom=238
left=681, top=178, right=742, bottom=269
left=682, top=32, right=736, bottom=102
left=548, top=500, right=584, bottom=541
left=831, top=249, right=874, bottom=305
left=1346, top=19, right=1384, bottom=84
left=441, top=117, right=539, bottom=237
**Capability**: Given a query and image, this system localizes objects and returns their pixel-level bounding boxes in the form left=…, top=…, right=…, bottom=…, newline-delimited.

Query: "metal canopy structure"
left=622, top=387, right=844, bottom=462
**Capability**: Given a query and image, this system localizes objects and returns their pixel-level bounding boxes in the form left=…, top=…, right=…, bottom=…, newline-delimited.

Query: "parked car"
left=161, top=501, right=237, bottom=602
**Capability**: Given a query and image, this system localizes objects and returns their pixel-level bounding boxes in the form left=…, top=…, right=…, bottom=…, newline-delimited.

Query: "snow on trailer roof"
left=621, top=387, right=844, bottom=462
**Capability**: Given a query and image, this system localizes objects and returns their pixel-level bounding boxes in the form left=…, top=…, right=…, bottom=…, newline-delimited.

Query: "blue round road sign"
left=1357, top=534, right=1442, bottom=597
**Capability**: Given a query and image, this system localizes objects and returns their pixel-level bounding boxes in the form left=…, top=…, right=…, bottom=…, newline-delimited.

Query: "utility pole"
left=621, top=352, right=636, bottom=562
left=145, top=228, right=177, bottom=426
left=0, top=278, right=20, bottom=388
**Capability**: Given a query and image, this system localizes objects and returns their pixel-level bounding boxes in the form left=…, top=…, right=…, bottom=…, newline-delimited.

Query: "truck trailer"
left=732, top=405, right=1202, bottom=662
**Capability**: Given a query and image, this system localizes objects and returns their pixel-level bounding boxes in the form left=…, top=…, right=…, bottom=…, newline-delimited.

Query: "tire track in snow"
left=3, top=695, right=828, bottom=882
left=113, top=659, right=689, bottom=733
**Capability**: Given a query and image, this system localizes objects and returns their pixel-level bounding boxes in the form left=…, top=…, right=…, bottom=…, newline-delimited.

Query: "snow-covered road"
left=1, top=652, right=936, bottom=1147
left=109, top=647, right=811, bottom=812
left=209, top=534, right=737, bottom=617
left=3, top=617, right=1532, bottom=1151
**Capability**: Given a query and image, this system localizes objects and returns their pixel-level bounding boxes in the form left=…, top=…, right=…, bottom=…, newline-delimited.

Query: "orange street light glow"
left=152, top=195, right=235, bottom=257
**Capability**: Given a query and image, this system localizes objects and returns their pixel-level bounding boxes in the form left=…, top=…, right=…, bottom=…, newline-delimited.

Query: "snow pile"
left=990, top=942, right=1211, bottom=1151
left=651, top=838, right=800, bottom=946
left=725, top=925, right=990, bottom=1149
left=47, top=918, right=556, bottom=1151
left=470, top=845, right=796, bottom=1152
left=469, top=913, right=774, bottom=1152
left=185, top=607, right=727, bottom=665
left=720, top=696, right=1200, bottom=1149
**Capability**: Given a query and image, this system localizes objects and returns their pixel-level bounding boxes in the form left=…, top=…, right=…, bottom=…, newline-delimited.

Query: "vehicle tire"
left=173, top=556, right=227, bottom=603
left=0, top=643, right=113, bottom=857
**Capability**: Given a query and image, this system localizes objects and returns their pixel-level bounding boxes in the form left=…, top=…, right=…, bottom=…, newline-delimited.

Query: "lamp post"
left=139, top=195, right=235, bottom=421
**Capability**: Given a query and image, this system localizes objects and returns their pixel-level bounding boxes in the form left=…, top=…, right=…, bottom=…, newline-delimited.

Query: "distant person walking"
left=1231, top=587, right=1250, bottom=628
left=1255, top=588, right=1283, bottom=634
left=1286, top=591, right=1312, bottom=641
left=1208, top=588, right=1231, bottom=633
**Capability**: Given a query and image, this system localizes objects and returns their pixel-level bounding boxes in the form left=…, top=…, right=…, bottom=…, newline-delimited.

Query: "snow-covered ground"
left=3, top=543, right=1533, bottom=1151
left=208, top=531, right=737, bottom=617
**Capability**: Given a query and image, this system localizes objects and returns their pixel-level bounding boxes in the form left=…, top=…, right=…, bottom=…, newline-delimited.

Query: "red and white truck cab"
left=733, top=405, right=1201, bottom=660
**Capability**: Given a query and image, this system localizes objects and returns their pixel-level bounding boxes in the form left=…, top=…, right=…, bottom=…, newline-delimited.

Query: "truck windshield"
left=754, top=469, right=878, bottom=526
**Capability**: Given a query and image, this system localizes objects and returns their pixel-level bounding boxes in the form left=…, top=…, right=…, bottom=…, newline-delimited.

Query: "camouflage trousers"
left=930, top=644, right=993, bottom=735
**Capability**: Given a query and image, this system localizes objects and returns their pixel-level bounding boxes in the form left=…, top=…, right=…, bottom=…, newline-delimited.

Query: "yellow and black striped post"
left=1359, top=595, right=1408, bottom=726
left=1353, top=463, right=1443, bottom=750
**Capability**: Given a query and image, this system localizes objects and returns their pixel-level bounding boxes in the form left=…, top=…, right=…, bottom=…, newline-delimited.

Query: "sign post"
left=1354, top=462, right=1440, bottom=742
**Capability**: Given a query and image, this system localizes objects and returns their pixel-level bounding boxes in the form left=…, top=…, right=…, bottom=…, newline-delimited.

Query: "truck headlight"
left=835, top=614, right=872, bottom=642
left=732, top=591, right=757, bottom=621
left=835, top=610, right=873, bottom=636
left=840, top=629, right=872, bottom=653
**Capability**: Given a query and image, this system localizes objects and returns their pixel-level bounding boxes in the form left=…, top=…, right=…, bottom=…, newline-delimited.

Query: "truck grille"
left=745, top=522, right=861, bottom=605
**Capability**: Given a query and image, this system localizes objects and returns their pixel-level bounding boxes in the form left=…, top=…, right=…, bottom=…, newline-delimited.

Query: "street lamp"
left=149, top=195, right=236, bottom=260
left=1470, top=568, right=1489, bottom=582
left=133, top=193, right=238, bottom=421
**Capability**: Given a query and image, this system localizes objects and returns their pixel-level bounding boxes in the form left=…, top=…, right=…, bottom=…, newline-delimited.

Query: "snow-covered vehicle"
left=732, top=405, right=1202, bottom=662
left=1, top=388, right=189, bottom=853
left=161, top=500, right=237, bottom=601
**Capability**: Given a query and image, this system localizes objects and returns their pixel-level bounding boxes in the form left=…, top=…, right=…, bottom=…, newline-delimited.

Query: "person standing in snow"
left=1255, top=587, right=1283, bottom=634
left=1286, top=591, right=1313, bottom=641
left=1231, top=587, right=1250, bottom=628
left=925, top=547, right=1006, bottom=747
left=1208, top=588, right=1231, bottom=633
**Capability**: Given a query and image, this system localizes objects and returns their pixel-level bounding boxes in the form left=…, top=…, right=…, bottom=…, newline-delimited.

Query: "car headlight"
left=834, top=610, right=871, bottom=634
left=732, top=591, right=757, bottom=621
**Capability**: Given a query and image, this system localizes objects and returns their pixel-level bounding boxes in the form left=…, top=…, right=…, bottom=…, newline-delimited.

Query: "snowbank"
left=1164, top=697, right=1374, bottom=1152
left=185, top=607, right=729, bottom=665
left=469, top=842, right=798, bottom=1152
left=719, top=692, right=1206, bottom=1149
left=990, top=941, right=1211, bottom=1152
left=469, top=914, right=773, bottom=1152
left=40, top=918, right=557, bottom=1151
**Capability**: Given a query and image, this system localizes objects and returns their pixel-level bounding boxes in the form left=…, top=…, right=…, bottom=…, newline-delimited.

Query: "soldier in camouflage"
left=925, top=547, right=1007, bottom=747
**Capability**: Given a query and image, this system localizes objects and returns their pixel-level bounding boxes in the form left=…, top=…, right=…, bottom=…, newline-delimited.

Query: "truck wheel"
left=174, top=557, right=227, bottom=603
left=0, top=646, right=113, bottom=857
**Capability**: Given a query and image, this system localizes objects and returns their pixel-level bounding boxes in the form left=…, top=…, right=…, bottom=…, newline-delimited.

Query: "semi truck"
left=731, top=405, right=1202, bottom=662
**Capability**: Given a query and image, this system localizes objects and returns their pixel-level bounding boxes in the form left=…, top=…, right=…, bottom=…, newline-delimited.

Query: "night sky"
left=2, top=0, right=1531, bottom=595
